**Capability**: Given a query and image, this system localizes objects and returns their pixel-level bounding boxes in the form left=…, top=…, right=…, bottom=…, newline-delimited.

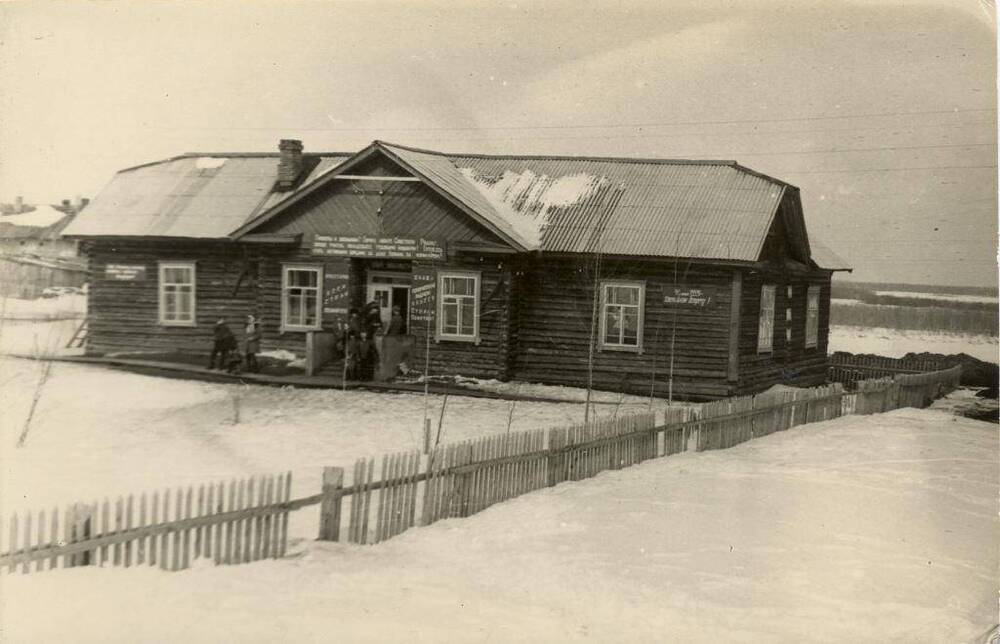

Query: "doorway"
left=366, top=272, right=411, bottom=333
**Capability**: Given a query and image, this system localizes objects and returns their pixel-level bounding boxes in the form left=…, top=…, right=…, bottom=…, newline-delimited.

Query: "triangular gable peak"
left=755, top=188, right=813, bottom=266
left=233, top=142, right=527, bottom=251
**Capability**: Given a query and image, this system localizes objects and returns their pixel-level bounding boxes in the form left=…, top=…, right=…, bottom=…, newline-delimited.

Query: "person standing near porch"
left=386, top=305, right=405, bottom=335
left=359, top=330, right=378, bottom=380
left=363, top=299, right=383, bottom=337
left=208, top=318, right=237, bottom=369
left=345, top=332, right=361, bottom=380
left=243, top=314, right=261, bottom=373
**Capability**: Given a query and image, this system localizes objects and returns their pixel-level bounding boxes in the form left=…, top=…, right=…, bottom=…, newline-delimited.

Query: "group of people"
left=334, top=299, right=404, bottom=380
left=208, top=315, right=261, bottom=373
left=207, top=299, right=407, bottom=380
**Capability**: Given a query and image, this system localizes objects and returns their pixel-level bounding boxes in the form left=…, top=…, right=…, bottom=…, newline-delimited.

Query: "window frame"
left=805, top=285, right=820, bottom=349
left=158, top=261, right=197, bottom=327
left=436, top=270, right=480, bottom=343
left=758, top=284, right=776, bottom=354
left=281, top=263, right=323, bottom=332
left=598, top=279, right=645, bottom=353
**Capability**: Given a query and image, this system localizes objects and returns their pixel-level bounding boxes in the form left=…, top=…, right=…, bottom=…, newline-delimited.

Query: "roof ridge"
left=118, top=151, right=353, bottom=174
left=377, top=140, right=738, bottom=167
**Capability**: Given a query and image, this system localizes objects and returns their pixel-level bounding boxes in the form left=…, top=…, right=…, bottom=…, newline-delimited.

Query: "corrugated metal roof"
left=381, top=143, right=534, bottom=250
left=70, top=141, right=805, bottom=264
left=444, top=152, right=785, bottom=261
left=64, top=154, right=349, bottom=238
left=809, top=237, right=852, bottom=271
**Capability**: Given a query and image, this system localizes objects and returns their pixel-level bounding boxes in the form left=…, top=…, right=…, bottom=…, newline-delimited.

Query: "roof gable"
left=233, top=142, right=531, bottom=250
left=247, top=154, right=510, bottom=246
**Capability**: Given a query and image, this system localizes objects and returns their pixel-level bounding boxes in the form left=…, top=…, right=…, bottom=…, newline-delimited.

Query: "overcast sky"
left=0, top=0, right=996, bottom=286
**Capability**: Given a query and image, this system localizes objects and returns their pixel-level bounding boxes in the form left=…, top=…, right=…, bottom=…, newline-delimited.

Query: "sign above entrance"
left=311, top=235, right=444, bottom=260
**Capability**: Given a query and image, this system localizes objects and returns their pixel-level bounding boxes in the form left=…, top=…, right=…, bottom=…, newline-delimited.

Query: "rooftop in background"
left=0, top=204, right=79, bottom=241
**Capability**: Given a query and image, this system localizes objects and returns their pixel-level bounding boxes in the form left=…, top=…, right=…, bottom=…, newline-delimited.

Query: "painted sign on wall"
left=322, top=258, right=352, bottom=316
left=105, top=264, right=146, bottom=281
left=663, top=286, right=716, bottom=308
left=410, top=268, right=436, bottom=323
left=311, top=235, right=444, bottom=260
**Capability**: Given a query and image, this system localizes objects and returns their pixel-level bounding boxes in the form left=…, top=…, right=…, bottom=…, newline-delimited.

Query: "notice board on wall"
left=410, top=266, right=436, bottom=324
left=663, top=286, right=717, bottom=308
left=322, top=258, right=352, bottom=319
left=104, top=264, right=147, bottom=281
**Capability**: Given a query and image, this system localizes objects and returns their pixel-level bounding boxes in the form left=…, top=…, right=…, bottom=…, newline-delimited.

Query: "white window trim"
left=158, top=261, right=196, bottom=327
left=281, top=263, right=323, bottom=332
left=598, top=280, right=645, bottom=353
left=805, top=285, right=820, bottom=349
left=436, top=270, right=480, bottom=344
left=758, top=284, right=776, bottom=354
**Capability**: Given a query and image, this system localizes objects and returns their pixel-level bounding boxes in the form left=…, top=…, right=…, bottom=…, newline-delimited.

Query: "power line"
left=309, top=107, right=1000, bottom=132
left=683, top=142, right=995, bottom=158
left=389, top=120, right=997, bottom=143
left=775, top=164, right=997, bottom=175
left=133, top=107, right=997, bottom=134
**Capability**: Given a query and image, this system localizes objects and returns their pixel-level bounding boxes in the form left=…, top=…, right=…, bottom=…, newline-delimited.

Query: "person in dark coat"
left=363, top=300, right=383, bottom=337
left=243, top=314, right=261, bottom=373
left=344, top=332, right=361, bottom=380
left=386, top=305, right=405, bottom=335
left=208, top=318, right=237, bottom=369
left=358, top=330, right=379, bottom=380
left=347, top=308, right=363, bottom=339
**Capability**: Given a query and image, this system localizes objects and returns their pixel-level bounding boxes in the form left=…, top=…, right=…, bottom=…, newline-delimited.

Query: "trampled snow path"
left=2, top=405, right=996, bottom=643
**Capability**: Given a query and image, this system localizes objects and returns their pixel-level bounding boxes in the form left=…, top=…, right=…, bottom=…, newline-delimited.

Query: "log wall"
left=736, top=267, right=832, bottom=394
left=511, top=257, right=737, bottom=400
left=85, top=241, right=249, bottom=356
left=408, top=253, right=514, bottom=380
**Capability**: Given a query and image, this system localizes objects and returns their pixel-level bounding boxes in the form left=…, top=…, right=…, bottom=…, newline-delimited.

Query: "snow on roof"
left=194, top=157, right=227, bottom=170
left=0, top=205, right=68, bottom=228
left=458, top=168, right=609, bottom=248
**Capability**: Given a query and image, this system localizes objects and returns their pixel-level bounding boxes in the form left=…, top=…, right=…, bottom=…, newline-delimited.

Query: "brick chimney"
left=276, top=139, right=304, bottom=191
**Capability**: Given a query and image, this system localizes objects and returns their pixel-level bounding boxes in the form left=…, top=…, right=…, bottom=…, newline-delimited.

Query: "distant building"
left=65, top=140, right=850, bottom=399
left=0, top=198, right=88, bottom=298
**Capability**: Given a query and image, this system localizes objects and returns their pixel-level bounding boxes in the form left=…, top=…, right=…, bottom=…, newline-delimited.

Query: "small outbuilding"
left=64, top=140, right=850, bottom=399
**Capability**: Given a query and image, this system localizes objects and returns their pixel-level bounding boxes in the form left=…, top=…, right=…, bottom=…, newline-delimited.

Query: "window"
left=281, top=265, right=322, bottom=330
left=599, top=281, right=645, bottom=351
left=805, top=285, right=820, bottom=348
left=437, top=271, right=479, bottom=342
left=158, top=262, right=196, bottom=326
left=758, top=284, right=776, bottom=353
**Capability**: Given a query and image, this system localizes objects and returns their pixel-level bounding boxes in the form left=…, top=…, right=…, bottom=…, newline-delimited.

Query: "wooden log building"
left=64, top=140, right=850, bottom=400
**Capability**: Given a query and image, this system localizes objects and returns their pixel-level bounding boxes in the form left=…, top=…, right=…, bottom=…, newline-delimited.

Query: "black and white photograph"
left=0, top=1, right=997, bottom=641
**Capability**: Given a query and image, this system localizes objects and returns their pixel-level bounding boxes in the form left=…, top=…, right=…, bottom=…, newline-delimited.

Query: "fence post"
left=318, top=467, right=344, bottom=542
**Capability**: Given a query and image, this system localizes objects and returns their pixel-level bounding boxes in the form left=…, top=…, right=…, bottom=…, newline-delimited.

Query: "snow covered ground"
left=0, top=357, right=655, bottom=541
left=875, top=290, right=998, bottom=304
left=1, top=406, right=995, bottom=643
left=1, top=294, right=86, bottom=320
left=830, top=325, right=998, bottom=363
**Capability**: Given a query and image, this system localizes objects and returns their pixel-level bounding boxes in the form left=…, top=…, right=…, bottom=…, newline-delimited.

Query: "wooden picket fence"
left=0, top=363, right=963, bottom=575
left=828, top=353, right=949, bottom=390
left=850, top=365, right=963, bottom=414
left=0, top=472, right=294, bottom=574
left=693, top=383, right=847, bottom=452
